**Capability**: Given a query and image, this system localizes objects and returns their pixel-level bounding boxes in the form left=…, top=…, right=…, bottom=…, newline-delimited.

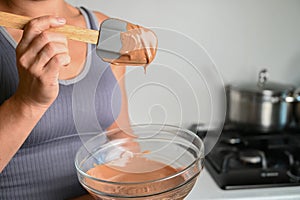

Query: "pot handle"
left=284, top=96, right=297, bottom=103
left=294, top=88, right=300, bottom=102
left=269, top=95, right=296, bottom=103
left=284, top=87, right=300, bottom=103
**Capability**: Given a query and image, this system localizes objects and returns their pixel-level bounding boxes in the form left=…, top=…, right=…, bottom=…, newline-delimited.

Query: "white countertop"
left=186, top=168, right=300, bottom=200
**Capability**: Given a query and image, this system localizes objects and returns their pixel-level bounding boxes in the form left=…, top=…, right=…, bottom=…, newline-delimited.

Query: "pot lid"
left=228, top=69, right=295, bottom=96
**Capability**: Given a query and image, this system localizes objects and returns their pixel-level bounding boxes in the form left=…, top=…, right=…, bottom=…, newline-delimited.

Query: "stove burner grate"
left=200, top=124, right=300, bottom=190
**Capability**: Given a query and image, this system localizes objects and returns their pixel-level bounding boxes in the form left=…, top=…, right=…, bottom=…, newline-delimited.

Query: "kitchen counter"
left=186, top=168, right=300, bottom=200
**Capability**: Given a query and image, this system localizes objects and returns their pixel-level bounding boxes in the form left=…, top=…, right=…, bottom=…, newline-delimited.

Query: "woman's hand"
left=14, top=16, right=70, bottom=110
left=0, top=16, right=71, bottom=172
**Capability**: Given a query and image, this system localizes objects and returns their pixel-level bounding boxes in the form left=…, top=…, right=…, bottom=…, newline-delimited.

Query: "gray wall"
left=67, top=0, right=300, bottom=127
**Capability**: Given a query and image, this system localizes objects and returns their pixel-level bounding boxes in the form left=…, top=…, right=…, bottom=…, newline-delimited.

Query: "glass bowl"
left=75, top=124, right=204, bottom=200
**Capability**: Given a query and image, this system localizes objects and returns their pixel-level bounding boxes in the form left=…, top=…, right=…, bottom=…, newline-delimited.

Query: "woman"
left=0, top=0, right=130, bottom=199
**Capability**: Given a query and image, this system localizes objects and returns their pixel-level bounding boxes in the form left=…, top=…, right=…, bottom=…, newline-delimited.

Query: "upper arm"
left=93, top=11, right=109, bottom=25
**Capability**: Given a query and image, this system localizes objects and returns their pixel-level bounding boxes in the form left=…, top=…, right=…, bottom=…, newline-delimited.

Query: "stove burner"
left=200, top=123, right=300, bottom=190
left=239, top=150, right=267, bottom=168
left=287, top=162, right=300, bottom=182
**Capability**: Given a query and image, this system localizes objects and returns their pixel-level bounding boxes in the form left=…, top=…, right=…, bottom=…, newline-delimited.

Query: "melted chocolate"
left=85, top=156, right=184, bottom=197
left=103, top=22, right=157, bottom=71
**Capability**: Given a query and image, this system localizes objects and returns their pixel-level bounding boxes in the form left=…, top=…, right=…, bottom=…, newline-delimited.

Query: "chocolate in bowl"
left=75, top=124, right=204, bottom=200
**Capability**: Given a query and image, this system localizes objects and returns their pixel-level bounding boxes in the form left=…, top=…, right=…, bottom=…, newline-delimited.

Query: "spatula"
left=0, top=11, right=157, bottom=66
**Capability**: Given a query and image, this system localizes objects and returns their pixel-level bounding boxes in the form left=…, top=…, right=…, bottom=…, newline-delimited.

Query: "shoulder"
left=92, top=11, right=109, bottom=24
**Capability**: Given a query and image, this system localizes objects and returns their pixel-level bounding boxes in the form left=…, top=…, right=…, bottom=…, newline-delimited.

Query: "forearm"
left=0, top=95, right=47, bottom=172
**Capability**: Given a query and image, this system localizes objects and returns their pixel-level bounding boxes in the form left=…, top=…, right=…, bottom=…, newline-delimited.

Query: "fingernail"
left=56, top=17, right=66, bottom=24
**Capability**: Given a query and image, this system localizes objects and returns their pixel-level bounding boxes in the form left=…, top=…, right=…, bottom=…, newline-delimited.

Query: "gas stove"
left=190, top=124, right=300, bottom=190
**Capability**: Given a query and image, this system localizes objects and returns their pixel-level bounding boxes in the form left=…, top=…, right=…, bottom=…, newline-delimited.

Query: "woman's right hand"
left=14, top=16, right=71, bottom=110
left=0, top=16, right=72, bottom=172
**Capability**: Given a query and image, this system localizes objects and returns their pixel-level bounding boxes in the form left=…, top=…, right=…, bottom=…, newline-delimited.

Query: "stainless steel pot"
left=226, top=69, right=295, bottom=132
left=294, top=88, right=300, bottom=125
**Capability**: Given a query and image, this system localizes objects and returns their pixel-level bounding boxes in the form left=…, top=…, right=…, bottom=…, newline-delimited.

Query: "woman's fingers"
left=39, top=42, right=70, bottom=67
left=18, top=16, right=66, bottom=50
left=14, top=15, right=70, bottom=109
left=18, top=33, right=68, bottom=74
left=21, top=31, right=68, bottom=67
left=30, top=31, right=69, bottom=57
left=16, top=16, right=66, bottom=67
left=29, top=41, right=69, bottom=77
left=40, top=53, right=71, bottom=85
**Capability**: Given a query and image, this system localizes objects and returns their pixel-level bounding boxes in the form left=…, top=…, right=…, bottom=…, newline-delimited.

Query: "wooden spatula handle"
left=0, top=11, right=99, bottom=44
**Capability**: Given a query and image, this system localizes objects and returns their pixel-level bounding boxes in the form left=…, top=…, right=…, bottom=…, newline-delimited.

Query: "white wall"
left=67, top=0, right=300, bottom=127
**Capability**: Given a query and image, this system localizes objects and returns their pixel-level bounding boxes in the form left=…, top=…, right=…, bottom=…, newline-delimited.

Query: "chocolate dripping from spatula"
left=108, top=23, right=157, bottom=72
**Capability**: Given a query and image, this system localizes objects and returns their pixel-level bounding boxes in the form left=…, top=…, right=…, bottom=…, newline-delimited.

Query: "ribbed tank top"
left=0, top=7, right=121, bottom=199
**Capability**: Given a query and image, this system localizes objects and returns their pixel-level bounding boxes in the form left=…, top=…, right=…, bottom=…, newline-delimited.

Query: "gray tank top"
left=0, top=7, right=121, bottom=200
